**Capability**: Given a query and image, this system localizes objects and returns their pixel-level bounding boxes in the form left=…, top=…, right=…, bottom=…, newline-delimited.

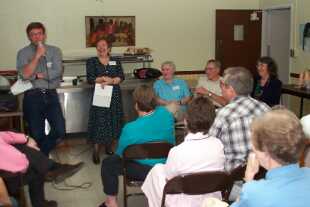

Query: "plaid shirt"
left=209, top=96, right=270, bottom=171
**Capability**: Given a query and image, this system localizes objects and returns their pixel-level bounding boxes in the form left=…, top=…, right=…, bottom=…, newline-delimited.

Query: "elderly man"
left=17, top=22, right=65, bottom=155
left=153, top=61, right=191, bottom=120
left=209, top=67, right=270, bottom=171
left=195, top=59, right=227, bottom=107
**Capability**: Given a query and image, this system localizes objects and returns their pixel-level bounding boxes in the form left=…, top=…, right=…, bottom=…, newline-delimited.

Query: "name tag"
left=172, top=85, right=180, bottom=90
left=109, top=61, right=116, bottom=65
left=47, top=62, right=52, bottom=68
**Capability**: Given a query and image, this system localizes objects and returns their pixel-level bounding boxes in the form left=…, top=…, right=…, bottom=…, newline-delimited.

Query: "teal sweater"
left=116, top=106, right=175, bottom=166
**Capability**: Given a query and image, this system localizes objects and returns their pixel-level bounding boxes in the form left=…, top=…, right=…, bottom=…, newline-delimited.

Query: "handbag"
left=10, top=79, right=33, bottom=95
left=133, top=68, right=162, bottom=79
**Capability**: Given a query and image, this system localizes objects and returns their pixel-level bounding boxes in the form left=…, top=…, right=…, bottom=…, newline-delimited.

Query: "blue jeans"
left=23, top=89, right=65, bottom=155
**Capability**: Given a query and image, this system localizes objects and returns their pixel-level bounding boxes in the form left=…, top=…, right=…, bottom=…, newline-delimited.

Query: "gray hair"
left=207, top=59, right=221, bottom=69
left=223, top=67, right=253, bottom=96
left=161, top=61, right=176, bottom=71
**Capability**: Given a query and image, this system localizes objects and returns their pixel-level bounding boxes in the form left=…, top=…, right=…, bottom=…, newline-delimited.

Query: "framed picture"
left=85, top=16, right=135, bottom=47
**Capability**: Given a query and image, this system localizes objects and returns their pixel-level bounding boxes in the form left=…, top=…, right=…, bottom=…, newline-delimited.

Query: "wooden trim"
left=175, top=70, right=204, bottom=75
left=0, top=70, right=17, bottom=76
left=290, top=73, right=300, bottom=78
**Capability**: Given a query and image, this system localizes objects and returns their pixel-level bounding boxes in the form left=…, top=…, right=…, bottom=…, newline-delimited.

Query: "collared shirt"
left=115, top=106, right=175, bottom=166
left=153, top=78, right=191, bottom=110
left=16, top=43, right=63, bottom=89
left=231, top=164, right=310, bottom=207
left=209, top=96, right=269, bottom=171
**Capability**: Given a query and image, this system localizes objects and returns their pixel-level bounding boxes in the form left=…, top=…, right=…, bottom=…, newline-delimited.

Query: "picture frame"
left=85, top=16, right=135, bottom=47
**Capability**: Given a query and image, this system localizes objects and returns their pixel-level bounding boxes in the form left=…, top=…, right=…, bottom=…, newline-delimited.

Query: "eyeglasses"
left=256, top=63, right=267, bottom=68
left=29, top=31, right=44, bottom=37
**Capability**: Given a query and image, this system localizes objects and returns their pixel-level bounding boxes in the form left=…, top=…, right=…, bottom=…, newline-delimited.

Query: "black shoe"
left=105, top=145, right=114, bottom=155
left=92, top=150, right=100, bottom=165
left=45, top=162, right=84, bottom=184
left=43, top=200, right=58, bottom=207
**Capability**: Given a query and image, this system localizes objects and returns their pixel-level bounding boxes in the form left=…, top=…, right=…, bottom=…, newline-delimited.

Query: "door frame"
left=261, top=3, right=295, bottom=82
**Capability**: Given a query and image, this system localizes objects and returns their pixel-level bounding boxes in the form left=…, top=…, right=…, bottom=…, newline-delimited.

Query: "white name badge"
left=109, top=61, right=116, bottom=65
left=47, top=62, right=52, bottom=68
left=172, top=85, right=180, bottom=90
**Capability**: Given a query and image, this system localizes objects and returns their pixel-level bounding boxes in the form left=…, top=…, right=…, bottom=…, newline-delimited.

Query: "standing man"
left=209, top=67, right=270, bottom=171
left=17, top=22, right=65, bottom=155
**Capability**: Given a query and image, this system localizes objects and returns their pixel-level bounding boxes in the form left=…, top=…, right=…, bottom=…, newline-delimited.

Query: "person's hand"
left=26, top=137, right=40, bottom=151
left=195, top=87, right=208, bottom=95
left=244, top=152, right=260, bottom=182
left=102, top=76, right=113, bottom=85
left=35, top=42, right=46, bottom=59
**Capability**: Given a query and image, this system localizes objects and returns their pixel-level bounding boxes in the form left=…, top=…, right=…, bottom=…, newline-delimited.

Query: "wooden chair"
left=0, top=170, right=27, bottom=207
left=300, top=139, right=310, bottom=167
left=160, top=171, right=231, bottom=207
left=122, top=142, right=173, bottom=207
left=0, top=177, right=12, bottom=207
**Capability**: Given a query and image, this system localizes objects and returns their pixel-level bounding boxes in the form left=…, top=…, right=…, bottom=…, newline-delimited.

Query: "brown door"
left=216, top=10, right=262, bottom=73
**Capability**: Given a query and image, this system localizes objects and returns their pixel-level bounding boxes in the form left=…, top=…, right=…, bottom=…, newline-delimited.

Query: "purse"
left=10, top=79, right=33, bottom=95
left=133, top=68, right=162, bottom=79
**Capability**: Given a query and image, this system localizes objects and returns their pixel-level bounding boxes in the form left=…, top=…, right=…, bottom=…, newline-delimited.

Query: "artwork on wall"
left=300, top=23, right=310, bottom=52
left=85, top=16, right=135, bottom=47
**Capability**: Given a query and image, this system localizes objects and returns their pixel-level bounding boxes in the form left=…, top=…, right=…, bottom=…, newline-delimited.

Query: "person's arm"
left=195, top=87, right=227, bottom=106
left=0, top=143, right=29, bottom=173
left=0, top=131, right=27, bottom=144
left=115, top=125, right=131, bottom=156
left=101, top=62, right=124, bottom=85
left=17, top=43, right=45, bottom=79
left=0, top=177, right=12, bottom=207
left=156, top=97, right=170, bottom=106
left=179, top=80, right=192, bottom=105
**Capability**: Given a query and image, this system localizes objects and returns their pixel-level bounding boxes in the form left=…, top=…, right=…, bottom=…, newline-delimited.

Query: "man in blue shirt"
left=99, top=85, right=175, bottom=207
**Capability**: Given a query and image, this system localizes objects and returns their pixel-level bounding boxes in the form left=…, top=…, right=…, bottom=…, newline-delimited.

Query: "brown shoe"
left=45, top=162, right=84, bottom=184
left=43, top=200, right=58, bottom=207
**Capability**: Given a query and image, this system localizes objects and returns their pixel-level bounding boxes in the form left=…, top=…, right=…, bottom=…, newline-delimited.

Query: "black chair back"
left=161, top=171, right=231, bottom=207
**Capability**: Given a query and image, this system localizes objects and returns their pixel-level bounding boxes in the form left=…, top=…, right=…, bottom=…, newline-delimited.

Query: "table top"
left=282, top=84, right=310, bottom=99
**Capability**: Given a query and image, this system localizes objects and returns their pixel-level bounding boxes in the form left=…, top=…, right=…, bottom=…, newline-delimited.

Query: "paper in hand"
left=92, top=83, right=113, bottom=108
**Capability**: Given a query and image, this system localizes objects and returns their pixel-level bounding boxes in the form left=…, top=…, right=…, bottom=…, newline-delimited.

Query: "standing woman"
left=87, top=38, right=124, bottom=164
left=252, top=56, right=282, bottom=107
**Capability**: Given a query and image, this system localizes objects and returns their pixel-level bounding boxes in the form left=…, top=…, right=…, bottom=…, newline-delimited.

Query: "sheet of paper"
left=92, top=84, right=113, bottom=108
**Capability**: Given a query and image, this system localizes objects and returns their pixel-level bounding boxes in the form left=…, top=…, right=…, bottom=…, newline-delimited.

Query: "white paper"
left=92, top=84, right=113, bottom=108
left=10, top=79, right=33, bottom=95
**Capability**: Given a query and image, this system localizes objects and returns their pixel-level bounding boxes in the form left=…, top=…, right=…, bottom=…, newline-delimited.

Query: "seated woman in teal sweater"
left=99, top=84, right=175, bottom=207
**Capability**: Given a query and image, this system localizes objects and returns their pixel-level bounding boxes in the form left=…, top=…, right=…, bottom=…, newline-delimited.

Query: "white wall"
left=260, top=0, right=310, bottom=115
left=0, top=0, right=259, bottom=71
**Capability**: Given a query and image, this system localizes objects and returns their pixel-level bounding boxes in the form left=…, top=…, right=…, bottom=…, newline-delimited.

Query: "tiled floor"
left=25, top=138, right=148, bottom=207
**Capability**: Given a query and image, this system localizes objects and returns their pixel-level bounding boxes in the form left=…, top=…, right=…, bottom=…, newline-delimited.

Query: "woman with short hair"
left=87, top=37, right=124, bottom=163
left=231, top=108, right=310, bottom=207
left=99, top=85, right=175, bottom=207
left=153, top=61, right=191, bottom=120
left=142, top=96, right=225, bottom=207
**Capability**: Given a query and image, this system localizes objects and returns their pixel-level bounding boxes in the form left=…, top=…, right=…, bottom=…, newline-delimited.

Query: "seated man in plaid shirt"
left=209, top=67, right=270, bottom=171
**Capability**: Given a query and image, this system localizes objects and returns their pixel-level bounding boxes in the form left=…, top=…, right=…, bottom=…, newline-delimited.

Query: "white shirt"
left=141, top=132, right=225, bottom=207
left=301, top=114, right=310, bottom=138
left=197, top=76, right=223, bottom=96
